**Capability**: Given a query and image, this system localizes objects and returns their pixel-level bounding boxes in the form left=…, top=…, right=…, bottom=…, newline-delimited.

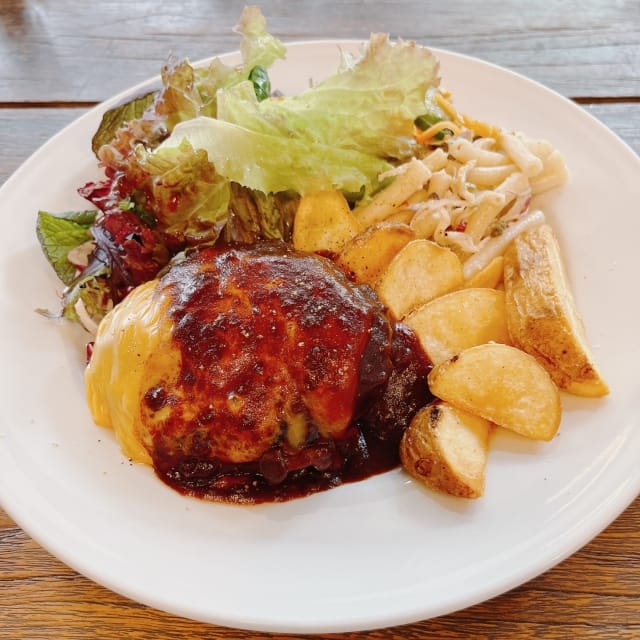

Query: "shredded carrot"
left=431, top=88, right=501, bottom=139
left=434, top=92, right=460, bottom=123
left=414, top=120, right=462, bottom=144
left=460, top=114, right=501, bottom=139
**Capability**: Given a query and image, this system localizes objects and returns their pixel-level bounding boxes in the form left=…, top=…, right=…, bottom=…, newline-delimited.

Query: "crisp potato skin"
left=503, top=224, right=608, bottom=397
left=400, top=403, right=491, bottom=498
left=337, top=222, right=415, bottom=285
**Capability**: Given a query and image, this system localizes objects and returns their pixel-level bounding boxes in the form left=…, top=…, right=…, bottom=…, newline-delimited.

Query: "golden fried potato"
left=428, top=343, right=562, bottom=441
left=292, top=190, right=360, bottom=254
left=376, top=239, right=464, bottom=319
left=400, top=402, right=492, bottom=498
left=404, top=288, right=510, bottom=365
left=464, top=255, right=504, bottom=289
left=503, top=224, right=609, bottom=397
left=336, top=222, right=415, bottom=285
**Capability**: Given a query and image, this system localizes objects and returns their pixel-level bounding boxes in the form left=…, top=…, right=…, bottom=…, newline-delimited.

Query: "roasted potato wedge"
left=336, top=222, right=415, bottom=285
left=464, top=255, right=504, bottom=289
left=503, top=224, right=609, bottom=397
left=376, top=239, right=464, bottom=319
left=428, top=343, right=562, bottom=441
left=400, top=402, right=492, bottom=498
left=404, top=288, right=510, bottom=365
left=292, top=190, right=360, bottom=254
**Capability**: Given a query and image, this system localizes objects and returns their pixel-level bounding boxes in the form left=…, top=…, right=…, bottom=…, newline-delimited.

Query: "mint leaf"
left=36, top=210, right=97, bottom=285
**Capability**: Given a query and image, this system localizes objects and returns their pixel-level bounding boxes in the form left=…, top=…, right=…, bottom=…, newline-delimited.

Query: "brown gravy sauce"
left=147, top=243, right=434, bottom=503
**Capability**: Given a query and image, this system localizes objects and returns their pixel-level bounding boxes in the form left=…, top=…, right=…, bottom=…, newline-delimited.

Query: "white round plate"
left=0, top=41, right=638, bottom=634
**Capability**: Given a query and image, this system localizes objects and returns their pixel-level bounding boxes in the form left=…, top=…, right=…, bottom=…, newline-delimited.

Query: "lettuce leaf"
left=162, top=116, right=392, bottom=195
left=235, top=5, right=287, bottom=73
left=58, top=258, right=111, bottom=329
left=96, top=6, right=286, bottom=169
left=255, top=33, right=438, bottom=160
left=225, top=184, right=298, bottom=243
left=125, top=140, right=231, bottom=245
left=160, top=33, right=439, bottom=196
left=91, top=91, right=156, bottom=157
left=161, top=5, right=285, bottom=125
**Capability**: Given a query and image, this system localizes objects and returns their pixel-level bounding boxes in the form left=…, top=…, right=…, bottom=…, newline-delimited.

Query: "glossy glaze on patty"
left=86, top=242, right=433, bottom=503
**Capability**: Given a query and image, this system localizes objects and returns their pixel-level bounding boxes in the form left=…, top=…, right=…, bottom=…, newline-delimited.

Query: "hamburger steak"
left=85, top=242, right=433, bottom=503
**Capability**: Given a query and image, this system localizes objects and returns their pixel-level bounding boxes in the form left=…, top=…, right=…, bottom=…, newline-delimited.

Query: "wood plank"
left=0, top=108, right=89, bottom=185
left=1, top=497, right=638, bottom=638
left=581, top=102, right=640, bottom=155
left=0, top=0, right=638, bottom=102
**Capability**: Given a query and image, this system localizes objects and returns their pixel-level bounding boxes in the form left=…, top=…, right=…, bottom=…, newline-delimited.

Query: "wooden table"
left=1, top=1, right=638, bottom=638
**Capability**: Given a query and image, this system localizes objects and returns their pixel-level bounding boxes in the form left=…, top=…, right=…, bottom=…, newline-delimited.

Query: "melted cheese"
left=85, top=279, right=171, bottom=465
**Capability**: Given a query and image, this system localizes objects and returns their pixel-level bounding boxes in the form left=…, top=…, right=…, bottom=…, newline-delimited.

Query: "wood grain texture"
left=0, top=0, right=638, bottom=102
left=581, top=103, right=640, bottom=155
left=1, top=498, right=638, bottom=639
left=0, top=108, right=88, bottom=184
